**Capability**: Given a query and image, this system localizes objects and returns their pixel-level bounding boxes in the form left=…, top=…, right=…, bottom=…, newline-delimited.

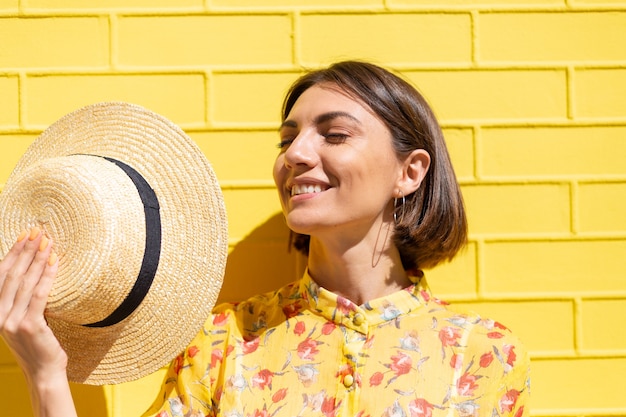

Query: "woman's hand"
left=0, top=227, right=77, bottom=417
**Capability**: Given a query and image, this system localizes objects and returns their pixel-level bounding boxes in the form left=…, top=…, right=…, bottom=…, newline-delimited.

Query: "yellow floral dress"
left=144, top=271, right=530, bottom=417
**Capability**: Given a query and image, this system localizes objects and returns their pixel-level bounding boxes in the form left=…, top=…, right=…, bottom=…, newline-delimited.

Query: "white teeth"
left=291, top=184, right=324, bottom=196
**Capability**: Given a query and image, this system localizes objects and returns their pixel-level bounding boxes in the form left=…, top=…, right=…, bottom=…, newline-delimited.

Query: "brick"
left=574, top=68, right=626, bottom=119
left=300, top=13, right=471, bottom=65
left=70, top=383, right=109, bottom=417
left=531, top=357, right=626, bottom=409
left=442, top=128, right=474, bottom=180
left=580, top=299, right=626, bottom=351
left=578, top=182, right=626, bottom=233
left=483, top=240, right=626, bottom=295
left=479, top=12, right=626, bottom=62
left=24, top=74, right=205, bottom=128
left=0, top=339, right=17, bottom=365
left=117, top=15, right=292, bottom=67
left=211, top=72, right=298, bottom=126
left=190, top=131, right=279, bottom=182
left=452, top=300, right=575, bottom=352
left=24, top=0, right=201, bottom=8
left=0, top=17, right=108, bottom=69
left=220, top=240, right=299, bottom=304
left=0, top=76, right=19, bottom=127
left=425, top=241, right=477, bottom=298
left=390, top=0, right=562, bottom=4
left=0, top=369, right=34, bottom=416
left=0, top=135, right=37, bottom=186
left=222, top=188, right=283, bottom=241
left=110, top=369, right=165, bottom=417
left=461, top=183, right=570, bottom=235
left=0, top=0, right=18, bottom=10
left=481, top=126, right=626, bottom=178
left=405, top=70, right=567, bottom=121
left=212, top=0, right=381, bottom=6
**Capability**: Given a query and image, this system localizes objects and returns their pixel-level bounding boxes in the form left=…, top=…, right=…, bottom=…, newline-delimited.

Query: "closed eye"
left=323, top=133, right=349, bottom=144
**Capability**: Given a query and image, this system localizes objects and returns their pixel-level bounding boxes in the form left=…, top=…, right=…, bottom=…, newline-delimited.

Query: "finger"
left=0, top=229, right=29, bottom=277
left=0, top=228, right=44, bottom=321
left=10, top=236, right=56, bottom=321
left=25, top=249, right=58, bottom=321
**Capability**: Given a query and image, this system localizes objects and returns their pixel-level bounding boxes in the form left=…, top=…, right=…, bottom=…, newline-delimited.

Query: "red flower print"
left=408, top=398, right=434, bottom=417
left=251, top=369, right=274, bottom=390
left=450, top=353, right=463, bottom=370
left=210, top=345, right=234, bottom=367
left=157, top=411, right=168, bottom=417
left=297, top=338, right=320, bottom=360
left=502, top=344, right=517, bottom=367
left=212, top=312, right=229, bottom=326
left=242, top=337, right=260, bottom=355
left=249, top=409, right=270, bottom=417
left=364, top=334, right=375, bottom=349
left=321, top=396, right=342, bottom=417
left=294, top=321, right=306, bottom=336
left=420, top=290, right=431, bottom=302
left=456, top=372, right=479, bottom=396
left=272, top=387, right=288, bottom=403
left=390, top=351, right=413, bottom=376
left=322, top=321, right=336, bottom=335
left=369, top=371, right=384, bottom=387
left=479, top=352, right=494, bottom=368
left=335, top=364, right=354, bottom=385
left=488, top=331, right=505, bottom=339
left=355, top=411, right=371, bottom=417
left=495, top=321, right=509, bottom=330
left=499, top=389, right=520, bottom=413
left=173, top=355, right=184, bottom=374
left=439, top=326, right=462, bottom=347
left=514, top=406, right=525, bottom=417
left=336, top=296, right=356, bottom=315
left=283, top=302, right=301, bottom=319
left=187, top=345, right=200, bottom=358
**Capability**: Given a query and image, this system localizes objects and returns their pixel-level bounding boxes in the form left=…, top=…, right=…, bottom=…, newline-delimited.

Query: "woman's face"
left=273, top=84, right=405, bottom=240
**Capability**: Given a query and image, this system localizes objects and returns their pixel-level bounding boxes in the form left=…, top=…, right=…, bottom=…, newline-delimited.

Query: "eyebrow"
left=279, top=111, right=362, bottom=130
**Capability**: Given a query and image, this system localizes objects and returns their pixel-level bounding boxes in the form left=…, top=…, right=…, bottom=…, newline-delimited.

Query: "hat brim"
left=0, top=102, right=228, bottom=385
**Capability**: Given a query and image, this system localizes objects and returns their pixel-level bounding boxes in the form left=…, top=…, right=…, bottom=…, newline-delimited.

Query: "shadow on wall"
left=217, top=212, right=304, bottom=304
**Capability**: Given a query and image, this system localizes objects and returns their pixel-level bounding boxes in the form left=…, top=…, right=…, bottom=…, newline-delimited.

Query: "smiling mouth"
left=290, top=184, right=327, bottom=196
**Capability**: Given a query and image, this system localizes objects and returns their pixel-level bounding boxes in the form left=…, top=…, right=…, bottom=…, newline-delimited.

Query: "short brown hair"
left=282, top=61, right=467, bottom=270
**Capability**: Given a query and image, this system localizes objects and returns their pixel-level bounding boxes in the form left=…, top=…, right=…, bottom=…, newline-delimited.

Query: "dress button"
left=353, top=313, right=365, bottom=326
left=343, top=374, right=354, bottom=388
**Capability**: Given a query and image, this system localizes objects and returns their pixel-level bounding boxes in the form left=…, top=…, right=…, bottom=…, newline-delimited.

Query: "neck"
left=306, top=220, right=411, bottom=305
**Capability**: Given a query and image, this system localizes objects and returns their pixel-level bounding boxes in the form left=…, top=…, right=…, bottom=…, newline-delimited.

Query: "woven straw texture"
left=0, top=102, right=228, bottom=385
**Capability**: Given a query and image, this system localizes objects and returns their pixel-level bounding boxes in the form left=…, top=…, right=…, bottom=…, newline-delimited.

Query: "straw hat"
left=0, top=102, right=228, bottom=385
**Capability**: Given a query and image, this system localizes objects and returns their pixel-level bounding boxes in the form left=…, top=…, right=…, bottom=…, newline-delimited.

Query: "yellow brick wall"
left=0, top=1, right=624, bottom=416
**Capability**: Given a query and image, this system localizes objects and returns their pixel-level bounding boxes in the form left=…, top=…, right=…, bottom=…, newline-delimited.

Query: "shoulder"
left=206, top=278, right=303, bottom=332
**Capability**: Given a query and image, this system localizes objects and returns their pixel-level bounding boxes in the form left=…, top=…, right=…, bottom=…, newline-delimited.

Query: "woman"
left=0, top=61, right=530, bottom=417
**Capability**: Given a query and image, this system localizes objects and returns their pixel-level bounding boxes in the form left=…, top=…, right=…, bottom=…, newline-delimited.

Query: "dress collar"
left=298, top=269, right=435, bottom=333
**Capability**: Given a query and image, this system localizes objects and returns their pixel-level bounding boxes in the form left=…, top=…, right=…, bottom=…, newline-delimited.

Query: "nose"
left=283, top=130, right=318, bottom=169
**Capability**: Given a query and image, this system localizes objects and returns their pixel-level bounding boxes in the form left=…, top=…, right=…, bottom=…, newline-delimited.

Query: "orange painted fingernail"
left=39, top=236, right=49, bottom=251
left=48, top=252, right=58, bottom=266
left=17, top=230, right=28, bottom=242
left=29, top=227, right=41, bottom=241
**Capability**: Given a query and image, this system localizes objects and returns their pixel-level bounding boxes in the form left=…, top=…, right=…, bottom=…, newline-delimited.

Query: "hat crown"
left=3, top=154, right=148, bottom=325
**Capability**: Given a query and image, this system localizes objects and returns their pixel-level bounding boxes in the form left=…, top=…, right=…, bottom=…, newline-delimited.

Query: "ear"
left=396, top=149, right=430, bottom=196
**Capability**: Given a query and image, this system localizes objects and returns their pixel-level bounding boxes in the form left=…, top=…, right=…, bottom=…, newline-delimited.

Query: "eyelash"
left=276, top=133, right=349, bottom=149
left=276, top=139, right=293, bottom=149
left=324, top=133, right=348, bottom=144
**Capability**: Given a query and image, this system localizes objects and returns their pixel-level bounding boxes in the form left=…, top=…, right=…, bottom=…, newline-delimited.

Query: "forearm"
left=27, top=372, right=78, bottom=417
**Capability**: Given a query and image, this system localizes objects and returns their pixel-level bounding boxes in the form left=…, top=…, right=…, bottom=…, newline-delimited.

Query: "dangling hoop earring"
left=393, top=192, right=405, bottom=225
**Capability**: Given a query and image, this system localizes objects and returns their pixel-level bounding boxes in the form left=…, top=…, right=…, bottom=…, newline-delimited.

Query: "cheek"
left=272, top=155, right=284, bottom=186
